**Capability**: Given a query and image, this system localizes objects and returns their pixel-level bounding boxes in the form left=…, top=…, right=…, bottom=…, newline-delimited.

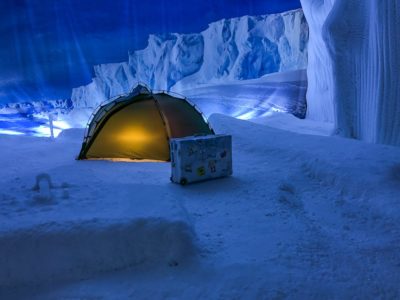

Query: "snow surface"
left=1, top=114, right=400, bottom=299
left=301, top=0, right=400, bottom=146
left=0, top=131, right=195, bottom=289
left=71, top=9, right=308, bottom=108
left=251, top=113, right=334, bottom=137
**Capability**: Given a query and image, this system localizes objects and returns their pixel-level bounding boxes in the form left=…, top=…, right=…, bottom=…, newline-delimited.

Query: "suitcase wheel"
left=180, top=178, right=188, bottom=186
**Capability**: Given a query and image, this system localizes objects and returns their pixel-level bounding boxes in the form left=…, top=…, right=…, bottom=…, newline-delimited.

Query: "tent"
left=78, top=85, right=214, bottom=161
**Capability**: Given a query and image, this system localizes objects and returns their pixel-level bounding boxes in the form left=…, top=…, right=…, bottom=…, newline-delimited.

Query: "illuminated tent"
left=77, top=85, right=214, bottom=161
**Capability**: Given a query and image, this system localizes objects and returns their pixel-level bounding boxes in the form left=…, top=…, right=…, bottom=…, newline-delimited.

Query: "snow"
left=301, top=0, right=400, bottom=146
left=0, top=132, right=196, bottom=288
left=252, top=113, right=334, bottom=136
left=71, top=9, right=308, bottom=108
left=175, top=69, right=308, bottom=120
left=1, top=114, right=400, bottom=299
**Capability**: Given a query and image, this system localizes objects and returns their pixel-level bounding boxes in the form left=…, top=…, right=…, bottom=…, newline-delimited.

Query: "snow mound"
left=0, top=133, right=197, bottom=289
left=179, top=70, right=307, bottom=119
left=251, top=111, right=334, bottom=136
left=71, top=9, right=308, bottom=108
left=56, top=128, right=85, bottom=141
left=0, top=218, right=196, bottom=287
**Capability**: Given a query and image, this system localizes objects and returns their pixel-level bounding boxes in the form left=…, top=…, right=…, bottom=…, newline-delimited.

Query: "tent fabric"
left=78, top=85, right=214, bottom=161
left=153, top=93, right=213, bottom=137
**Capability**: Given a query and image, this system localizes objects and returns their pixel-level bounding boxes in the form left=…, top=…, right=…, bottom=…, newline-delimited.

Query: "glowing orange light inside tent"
left=116, top=127, right=154, bottom=144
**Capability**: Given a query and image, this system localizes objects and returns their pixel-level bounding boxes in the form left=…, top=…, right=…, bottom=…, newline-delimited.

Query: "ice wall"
left=300, top=0, right=334, bottom=122
left=301, top=0, right=400, bottom=145
left=72, top=9, right=308, bottom=108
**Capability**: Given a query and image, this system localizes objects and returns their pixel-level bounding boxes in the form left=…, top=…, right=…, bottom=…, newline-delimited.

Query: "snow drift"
left=0, top=132, right=198, bottom=288
left=71, top=9, right=308, bottom=108
left=301, top=0, right=400, bottom=146
left=180, top=69, right=308, bottom=119
left=0, top=218, right=196, bottom=287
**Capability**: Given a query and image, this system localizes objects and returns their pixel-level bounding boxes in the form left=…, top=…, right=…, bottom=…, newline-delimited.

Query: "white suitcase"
left=170, top=135, right=232, bottom=185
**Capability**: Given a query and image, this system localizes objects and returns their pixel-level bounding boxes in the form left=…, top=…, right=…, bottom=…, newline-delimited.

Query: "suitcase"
left=170, top=134, right=232, bottom=185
